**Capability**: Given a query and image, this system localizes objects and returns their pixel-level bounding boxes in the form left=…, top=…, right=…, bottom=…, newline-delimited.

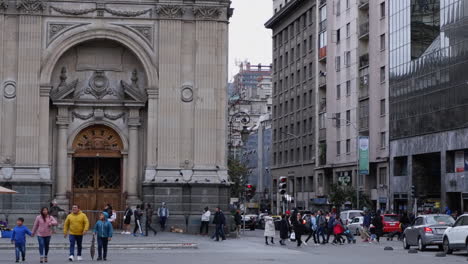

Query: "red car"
left=382, top=214, right=401, bottom=234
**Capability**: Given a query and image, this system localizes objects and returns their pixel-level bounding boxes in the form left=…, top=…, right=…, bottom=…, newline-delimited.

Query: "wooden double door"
left=72, top=157, right=122, bottom=224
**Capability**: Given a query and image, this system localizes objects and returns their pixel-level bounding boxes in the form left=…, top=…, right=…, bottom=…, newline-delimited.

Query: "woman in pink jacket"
left=32, top=207, right=58, bottom=263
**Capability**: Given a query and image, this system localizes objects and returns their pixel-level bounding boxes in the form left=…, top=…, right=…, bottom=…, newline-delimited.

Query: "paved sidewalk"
left=0, top=231, right=201, bottom=249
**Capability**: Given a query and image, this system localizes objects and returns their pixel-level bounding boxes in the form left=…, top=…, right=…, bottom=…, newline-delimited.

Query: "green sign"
left=358, top=136, right=369, bottom=175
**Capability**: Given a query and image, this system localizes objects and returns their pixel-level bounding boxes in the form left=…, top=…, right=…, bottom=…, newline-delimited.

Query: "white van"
left=340, top=210, right=364, bottom=226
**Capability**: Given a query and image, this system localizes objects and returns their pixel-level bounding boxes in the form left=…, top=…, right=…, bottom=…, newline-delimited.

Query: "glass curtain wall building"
left=389, top=0, right=468, bottom=214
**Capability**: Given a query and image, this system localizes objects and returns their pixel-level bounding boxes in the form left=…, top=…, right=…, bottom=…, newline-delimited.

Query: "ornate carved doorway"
left=71, top=125, right=123, bottom=223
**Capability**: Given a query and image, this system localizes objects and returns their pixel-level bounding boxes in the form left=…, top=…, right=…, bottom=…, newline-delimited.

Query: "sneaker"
left=97, top=257, right=102, bottom=261
left=68, top=256, right=74, bottom=262
left=121, top=231, right=126, bottom=235
left=77, top=256, right=83, bottom=261
left=303, top=241, right=308, bottom=246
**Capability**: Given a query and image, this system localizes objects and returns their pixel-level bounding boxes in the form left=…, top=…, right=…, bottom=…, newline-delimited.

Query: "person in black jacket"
left=293, top=213, right=306, bottom=247
left=212, top=207, right=226, bottom=241
left=234, top=210, right=242, bottom=237
left=279, top=213, right=289, bottom=246
left=122, top=205, right=133, bottom=234
left=372, top=210, right=384, bottom=243
left=132, top=205, right=143, bottom=236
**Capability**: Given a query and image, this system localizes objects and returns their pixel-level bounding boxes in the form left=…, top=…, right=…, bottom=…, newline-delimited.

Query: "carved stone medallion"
left=3, top=81, right=16, bottom=99
left=181, top=86, right=193, bottom=102
left=85, top=71, right=113, bottom=99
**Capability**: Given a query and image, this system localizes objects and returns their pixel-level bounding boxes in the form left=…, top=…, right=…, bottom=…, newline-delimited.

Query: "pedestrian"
left=49, top=200, right=64, bottom=230
left=32, top=207, right=58, bottom=263
left=11, top=217, right=32, bottom=263
left=279, top=213, right=289, bottom=246
left=233, top=210, right=241, bottom=237
left=200, top=207, right=211, bottom=236
left=145, top=203, right=158, bottom=236
left=372, top=211, right=384, bottom=243
left=305, top=211, right=318, bottom=245
left=132, top=205, right=143, bottom=236
left=264, top=213, right=276, bottom=245
left=103, top=204, right=113, bottom=220
left=326, top=213, right=336, bottom=243
left=122, top=205, right=132, bottom=234
left=157, top=202, right=169, bottom=231
left=212, top=207, right=226, bottom=241
left=332, top=215, right=345, bottom=245
left=293, top=213, right=306, bottom=247
left=93, top=212, right=113, bottom=261
left=361, top=210, right=372, bottom=242
left=316, top=210, right=327, bottom=244
left=64, top=204, right=90, bottom=262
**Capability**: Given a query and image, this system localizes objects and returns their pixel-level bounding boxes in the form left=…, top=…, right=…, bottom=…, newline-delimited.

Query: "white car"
left=340, top=210, right=364, bottom=226
left=347, top=216, right=364, bottom=235
left=442, top=214, right=468, bottom=254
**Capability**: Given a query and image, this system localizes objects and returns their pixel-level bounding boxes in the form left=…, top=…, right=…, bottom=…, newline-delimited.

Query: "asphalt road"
left=1, top=230, right=467, bottom=263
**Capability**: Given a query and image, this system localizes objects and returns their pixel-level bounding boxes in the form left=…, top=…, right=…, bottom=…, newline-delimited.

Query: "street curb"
left=0, top=243, right=198, bottom=250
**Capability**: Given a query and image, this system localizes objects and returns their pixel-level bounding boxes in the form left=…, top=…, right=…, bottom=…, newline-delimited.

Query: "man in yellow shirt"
left=64, top=205, right=89, bottom=262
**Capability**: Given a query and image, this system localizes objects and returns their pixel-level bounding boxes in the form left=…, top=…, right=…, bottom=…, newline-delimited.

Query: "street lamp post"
left=329, top=116, right=361, bottom=210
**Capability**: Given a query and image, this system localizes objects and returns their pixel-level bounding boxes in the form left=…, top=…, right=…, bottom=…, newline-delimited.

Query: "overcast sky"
left=228, top=0, right=273, bottom=81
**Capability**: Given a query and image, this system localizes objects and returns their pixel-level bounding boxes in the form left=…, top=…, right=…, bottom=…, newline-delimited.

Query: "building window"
left=297, top=121, right=301, bottom=134
left=346, top=80, right=351, bottom=96
left=346, top=0, right=350, bottom=9
left=380, top=99, right=386, bottom=116
left=335, top=56, right=341, bottom=71
left=336, top=28, right=341, bottom=43
left=297, top=95, right=301, bottom=108
left=346, top=110, right=351, bottom=124
left=290, top=149, right=294, bottom=163
left=380, top=34, right=386, bottom=50
left=346, top=139, right=351, bottom=153
left=290, top=49, right=294, bottom=63
left=379, top=167, right=387, bottom=186
left=309, top=63, right=313, bottom=78
left=303, top=119, right=307, bottom=133
left=303, top=92, right=307, bottom=106
left=336, top=141, right=341, bottom=156
left=336, top=84, right=341, bottom=99
left=380, top=2, right=385, bottom=18
left=319, top=113, right=326, bottom=129
left=309, top=35, right=313, bottom=51
left=285, top=150, right=288, bottom=163
left=380, top=66, right=386, bottom=83
left=336, top=0, right=341, bottom=16
left=346, top=23, right=350, bottom=38
left=309, top=145, right=313, bottom=160
left=297, top=70, right=301, bottom=84
left=380, top=132, right=386, bottom=148
left=285, top=101, right=288, bottom=114
left=303, top=39, right=307, bottom=55
left=344, top=51, right=351, bottom=67
left=335, top=113, right=341, bottom=127
left=297, top=44, right=301, bottom=59
left=273, top=152, right=277, bottom=165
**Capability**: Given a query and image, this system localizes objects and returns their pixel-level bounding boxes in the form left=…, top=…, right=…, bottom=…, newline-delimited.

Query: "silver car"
left=347, top=216, right=364, bottom=235
left=403, top=214, right=455, bottom=251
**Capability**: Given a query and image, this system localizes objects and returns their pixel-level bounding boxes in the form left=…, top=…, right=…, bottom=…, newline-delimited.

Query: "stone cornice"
left=155, top=4, right=184, bottom=19
left=0, top=0, right=8, bottom=10
left=193, top=6, right=222, bottom=20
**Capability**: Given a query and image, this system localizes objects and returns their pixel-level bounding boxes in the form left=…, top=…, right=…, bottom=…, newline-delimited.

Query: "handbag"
left=289, top=231, right=296, bottom=241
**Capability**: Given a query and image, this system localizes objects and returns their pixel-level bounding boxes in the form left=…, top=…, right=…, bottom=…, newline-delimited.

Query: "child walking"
left=11, top=218, right=32, bottom=262
left=93, top=212, right=113, bottom=261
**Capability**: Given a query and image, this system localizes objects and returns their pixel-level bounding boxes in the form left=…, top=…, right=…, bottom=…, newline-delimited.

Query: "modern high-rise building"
left=266, top=0, right=317, bottom=213
left=266, top=0, right=390, bottom=212
left=314, top=0, right=390, bottom=210
left=389, top=0, right=468, bottom=214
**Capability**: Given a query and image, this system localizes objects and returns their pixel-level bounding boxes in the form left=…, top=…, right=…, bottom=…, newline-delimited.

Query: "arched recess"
left=40, top=27, right=159, bottom=89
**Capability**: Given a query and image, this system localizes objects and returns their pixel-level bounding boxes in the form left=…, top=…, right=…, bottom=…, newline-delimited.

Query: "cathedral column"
left=126, top=107, right=141, bottom=204
left=55, top=106, right=69, bottom=205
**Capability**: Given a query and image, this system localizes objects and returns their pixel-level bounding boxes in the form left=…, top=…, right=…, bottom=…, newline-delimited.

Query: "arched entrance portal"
left=71, top=125, right=124, bottom=216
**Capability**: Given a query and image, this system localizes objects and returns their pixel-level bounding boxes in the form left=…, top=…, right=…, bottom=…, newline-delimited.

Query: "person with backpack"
left=316, top=210, right=327, bottom=244
left=305, top=211, right=318, bottom=245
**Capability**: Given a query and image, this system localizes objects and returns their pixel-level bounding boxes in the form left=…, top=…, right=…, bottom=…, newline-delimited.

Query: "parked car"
left=241, top=214, right=258, bottom=230
left=382, top=214, right=400, bottom=234
left=403, top=214, right=454, bottom=251
left=442, top=214, right=468, bottom=254
left=340, top=210, right=363, bottom=226
left=348, top=216, right=364, bottom=235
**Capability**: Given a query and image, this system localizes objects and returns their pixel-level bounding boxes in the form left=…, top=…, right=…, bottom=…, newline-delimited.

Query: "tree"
left=228, top=159, right=249, bottom=198
left=328, top=183, right=355, bottom=208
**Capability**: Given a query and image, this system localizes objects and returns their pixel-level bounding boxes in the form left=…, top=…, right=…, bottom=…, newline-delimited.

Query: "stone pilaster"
left=39, top=86, right=51, bottom=166
left=158, top=19, right=182, bottom=168
left=15, top=14, right=42, bottom=165
left=145, top=89, right=158, bottom=168
left=127, top=108, right=141, bottom=204
left=55, top=106, right=69, bottom=206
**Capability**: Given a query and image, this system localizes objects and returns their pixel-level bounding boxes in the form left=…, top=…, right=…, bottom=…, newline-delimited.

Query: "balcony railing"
left=359, top=53, right=369, bottom=68
left=319, top=75, right=327, bottom=87
left=319, top=128, right=326, bottom=141
left=358, top=0, right=369, bottom=9
left=319, top=99, right=326, bottom=112
left=359, top=20, right=369, bottom=39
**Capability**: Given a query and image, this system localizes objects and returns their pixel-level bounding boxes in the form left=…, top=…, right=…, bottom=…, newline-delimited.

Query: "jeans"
left=200, top=221, right=209, bottom=234
left=97, top=237, right=109, bottom=259
left=160, top=216, right=167, bottom=231
left=37, top=236, right=51, bottom=257
left=145, top=220, right=157, bottom=236
left=215, top=224, right=225, bottom=241
left=317, top=226, right=327, bottom=243
left=15, top=242, right=26, bottom=261
left=69, top=235, right=83, bottom=257
left=305, top=229, right=318, bottom=243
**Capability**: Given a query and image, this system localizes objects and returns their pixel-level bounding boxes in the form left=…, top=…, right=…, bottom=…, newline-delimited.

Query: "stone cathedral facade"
left=0, top=0, right=231, bottom=230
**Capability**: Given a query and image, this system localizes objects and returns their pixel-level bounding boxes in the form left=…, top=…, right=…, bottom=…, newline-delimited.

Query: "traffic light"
left=411, top=185, right=416, bottom=198
left=246, top=184, right=254, bottom=200
left=278, top=176, right=287, bottom=195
